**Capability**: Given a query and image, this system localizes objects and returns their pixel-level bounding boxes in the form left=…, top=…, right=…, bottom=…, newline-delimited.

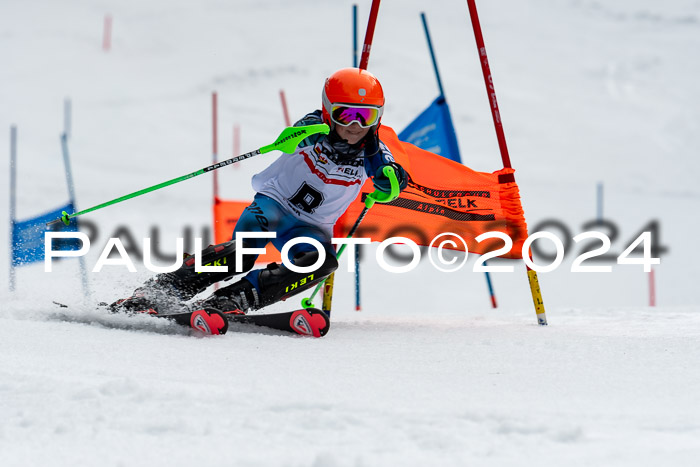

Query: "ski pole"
left=301, top=165, right=399, bottom=309
left=47, top=124, right=329, bottom=227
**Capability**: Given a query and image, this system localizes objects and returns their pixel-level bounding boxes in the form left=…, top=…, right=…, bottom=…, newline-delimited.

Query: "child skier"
left=112, top=67, right=407, bottom=319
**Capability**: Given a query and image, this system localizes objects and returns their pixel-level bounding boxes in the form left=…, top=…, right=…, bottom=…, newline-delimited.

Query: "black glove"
left=373, top=162, right=407, bottom=194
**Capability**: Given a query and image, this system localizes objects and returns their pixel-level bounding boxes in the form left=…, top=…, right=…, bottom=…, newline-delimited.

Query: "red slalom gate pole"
left=233, top=124, right=240, bottom=168
left=279, top=89, right=291, bottom=126
left=103, top=15, right=112, bottom=52
left=465, top=0, right=547, bottom=325
left=212, top=92, right=219, bottom=200
left=466, top=0, right=511, bottom=169
left=212, top=93, right=220, bottom=291
left=358, top=0, right=381, bottom=70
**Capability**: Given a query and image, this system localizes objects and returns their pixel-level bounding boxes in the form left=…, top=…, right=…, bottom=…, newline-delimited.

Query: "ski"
left=149, top=307, right=330, bottom=337
left=223, top=308, right=330, bottom=338
left=156, top=307, right=229, bottom=335
left=52, top=301, right=329, bottom=337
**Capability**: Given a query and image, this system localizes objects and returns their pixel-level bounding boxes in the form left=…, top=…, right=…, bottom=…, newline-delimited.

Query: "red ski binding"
left=189, top=308, right=229, bottom=335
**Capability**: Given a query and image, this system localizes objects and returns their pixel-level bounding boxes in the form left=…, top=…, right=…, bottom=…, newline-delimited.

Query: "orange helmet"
left=322, top=68, right=385, bottom=129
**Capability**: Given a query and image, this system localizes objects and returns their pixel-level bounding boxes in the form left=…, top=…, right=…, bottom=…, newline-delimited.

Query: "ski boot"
left=195, top=250, right=338, bottom=314
left=110, top=239, right=256, bottom=314
left=194, top=278, right=259, bottom=315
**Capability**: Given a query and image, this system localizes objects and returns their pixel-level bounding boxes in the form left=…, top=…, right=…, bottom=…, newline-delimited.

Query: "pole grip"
left=365, top=165, right=400, bottom=208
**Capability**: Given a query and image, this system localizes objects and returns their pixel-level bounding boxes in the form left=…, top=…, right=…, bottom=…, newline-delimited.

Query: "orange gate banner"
left=334, top=126, right=528, bottom=259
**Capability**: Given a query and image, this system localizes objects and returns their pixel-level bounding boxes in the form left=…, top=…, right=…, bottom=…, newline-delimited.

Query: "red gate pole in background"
left=279, top=90, right=292, bottom=126
left=211, top=92, right=220, bottom=293
left=212, top=92, right=219, bottom=201
left=465, top=0, right=547, bottom=325
left=233, top=124, right=240, bottom=164
left=103, top=15, right=112, bottom=52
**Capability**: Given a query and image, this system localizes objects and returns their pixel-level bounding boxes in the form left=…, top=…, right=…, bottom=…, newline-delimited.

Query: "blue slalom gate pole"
left=484, top=265, right=497, bottom=308
left=422, top=11, right=497, bottom=308
left=421, top=12, right=445, bottom=97
left=9, top=126, right=17, bottom=292
left=353, top=4, right=359, bottom=68
left=64, top=97, right=72, bottom=140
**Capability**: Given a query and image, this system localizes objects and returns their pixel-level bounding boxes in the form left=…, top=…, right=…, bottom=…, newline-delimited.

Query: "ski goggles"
left=330, top=104, right=383, bottom=128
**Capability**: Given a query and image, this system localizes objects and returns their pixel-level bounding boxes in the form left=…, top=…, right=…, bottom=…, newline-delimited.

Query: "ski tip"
left=190, top=308, right=229, bottom=335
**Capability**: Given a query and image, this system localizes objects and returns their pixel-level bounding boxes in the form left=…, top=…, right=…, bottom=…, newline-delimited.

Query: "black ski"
left=223, top=308, right=330, bottom=337
left=52, top=301, right=329, bottom=337
left=148, top=307, right=330, bottom=337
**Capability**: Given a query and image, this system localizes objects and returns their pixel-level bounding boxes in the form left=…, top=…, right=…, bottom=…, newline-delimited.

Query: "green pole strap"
left=47, top=124, right=329, bottom=227
left=259, top=124, right=328, bottom=154
left=302, top=165, right=400, bottom=309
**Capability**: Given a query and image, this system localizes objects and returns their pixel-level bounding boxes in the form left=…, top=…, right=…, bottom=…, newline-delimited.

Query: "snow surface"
left=1, top=0, right=699, bottom=465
